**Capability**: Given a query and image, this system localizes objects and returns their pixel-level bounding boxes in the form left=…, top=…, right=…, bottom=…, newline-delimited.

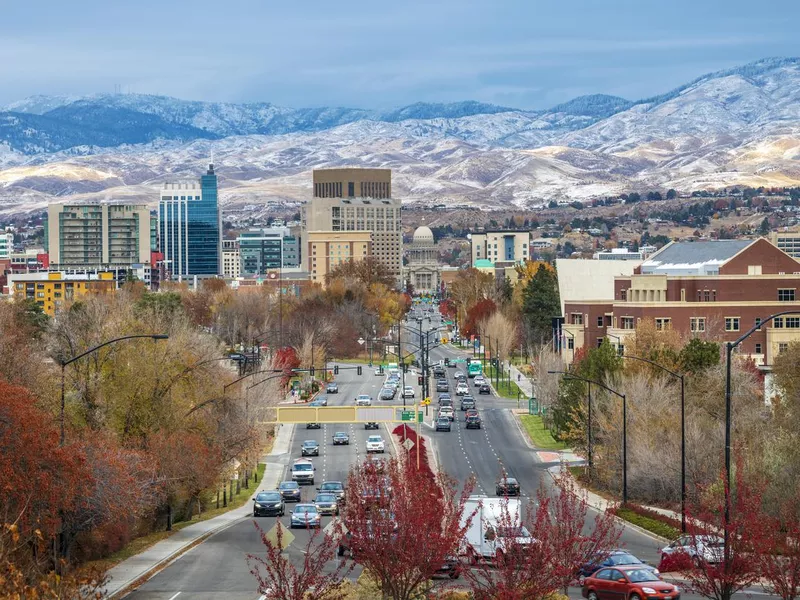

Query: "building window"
left=348, top=182, right=354, bottom=197
left=621, top=317, right=635, bottom=330
left=779, top=343, right=789, bottom=353
left=774, top=317, right=784, bottom=328
left=571, top=313, right=583, bottom=325
left=597, top=338, right=604, bottom=347
left=755, top=343, right=762, bottom=354
left=655, top=318, right=671, bottom=331
left=778, top=289, right=796, bottom=302
left=597, top=316, right=604, bottom=327
left=621, top=289, right=627, bottom=301
left=786, top=317, right=800, bottom=328
left=690, top=317, right=706, bottom=332
left=704, top=291, right=710, bottom=302
left=725, top=317, right=740, bottom=332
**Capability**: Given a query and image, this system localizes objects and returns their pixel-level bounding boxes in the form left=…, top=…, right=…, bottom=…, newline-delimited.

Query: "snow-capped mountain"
left=1, top=57, right=799, bottom=213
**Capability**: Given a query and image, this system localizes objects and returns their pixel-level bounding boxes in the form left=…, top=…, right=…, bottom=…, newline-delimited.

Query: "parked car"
left=310, top=395, right=328, bottom=406
left=301, top=440, right=320, bottom=456
left=579, top=550, right=659, bottom=581
left=278, top=481, right=302, bottom=502
left=365, top=422, right=379, bottom=430
left=326, top=382, right=338, bottom=393
left=291, top=458, right=316, bottom=485
left=661, top=535, right=724, bottom=566
left=433, top=556, right=462, bottom=579
left=332, top=431, right=350, bottom=445
left=317, top=481, right=346, bottom=502
left=435, top=416, right=452, bottom=432
left=402, top=385, right=415, bottom=398
left=313, top=493, right=339, bottom=515
left=253, top=490, right=285, bottom=517
left=290, top=504, right=321, bottom=529
left=366, top=435, right=386, bottom=454
left=438, top=406, right=455, bottom=421
left=495, top=476, right=520, bottom=496
left=478, top=383, right=491, bottom=395
left=461, top=397, right=476, bottom=410
left=465, top=413, right=482, bottom=429
left=355, top=394, right=372, bottom=406
left=582, top=566, right=679, bottom=600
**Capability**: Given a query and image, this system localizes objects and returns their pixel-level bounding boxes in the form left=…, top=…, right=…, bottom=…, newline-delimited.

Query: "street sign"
left=421, top=397, right=431, bottom=405
left=402, top=438, right=415, bottom=451
left=264, top=522, right=294, bottom=550
left=529, top=397, right=539, bottom=415
left=324, top=518, right=347, bottom=537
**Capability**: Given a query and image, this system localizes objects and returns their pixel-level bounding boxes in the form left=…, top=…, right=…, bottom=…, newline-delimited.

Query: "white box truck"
left=461, top=495, right=533, bottom=564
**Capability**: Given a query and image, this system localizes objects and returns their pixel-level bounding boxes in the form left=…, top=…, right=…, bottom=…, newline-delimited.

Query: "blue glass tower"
left=158, top=164, right=221, bottom=278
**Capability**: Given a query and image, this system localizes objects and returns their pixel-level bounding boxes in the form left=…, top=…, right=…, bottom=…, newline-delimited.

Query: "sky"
left=1, top=0, right=798, bottom=110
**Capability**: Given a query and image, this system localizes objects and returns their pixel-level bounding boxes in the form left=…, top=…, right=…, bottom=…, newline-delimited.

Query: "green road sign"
left=401, top=410, right=424, bottom=422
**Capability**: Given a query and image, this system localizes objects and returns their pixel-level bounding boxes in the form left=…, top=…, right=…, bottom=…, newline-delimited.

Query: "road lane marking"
left=168, top=593, right=182, bottom=600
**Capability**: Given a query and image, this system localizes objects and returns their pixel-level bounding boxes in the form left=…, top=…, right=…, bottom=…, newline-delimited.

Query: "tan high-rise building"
left=302, top=168, right=402, bottom=286
left=47, top=203, right=151, bottom=269
left=306, top=231, right=372, bottom=286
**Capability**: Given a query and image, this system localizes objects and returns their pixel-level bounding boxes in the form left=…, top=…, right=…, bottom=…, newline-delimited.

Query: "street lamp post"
left=549, top=370, right=628, bottom=503
left=621, top=354, right=686, bottom=532
left=722, top=310, right=796, bottom=568
left=60, top=334, right=169, bottom=447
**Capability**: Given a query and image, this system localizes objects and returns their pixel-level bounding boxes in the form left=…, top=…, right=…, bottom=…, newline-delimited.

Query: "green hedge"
left=613, top=507, right=679, bottom=540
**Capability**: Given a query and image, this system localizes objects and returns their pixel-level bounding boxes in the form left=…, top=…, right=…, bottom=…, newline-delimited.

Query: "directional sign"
left=421, top=397, right=431, bottom=406
left=402, top=438, right=415, bottom=451
left=264, top=521, right=294, bottom=550
left=401, top=410, right=415, bottom=421
left=324, top=518, right=347, bottom=537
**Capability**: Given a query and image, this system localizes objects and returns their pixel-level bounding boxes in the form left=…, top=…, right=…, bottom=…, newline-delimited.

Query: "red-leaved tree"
left=247, top=521, right=352, bottom=600
left=439, top=299, right=456, bottom=321
left=274, top=346, right=300, bottom=386
left=669, top=462, right=768, bottom=600
left=462, top=299, right=496, bottom=339
left=760, top=493, right=800, bottom=600
left=341, top=457, right=475, bottom=600
left=462, top=472, right=621, bottom=600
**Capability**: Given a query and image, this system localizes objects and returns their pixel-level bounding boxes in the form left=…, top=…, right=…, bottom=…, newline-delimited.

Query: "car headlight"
left=641, top=588, right=657, bottom=595
left=273, top=503, right=282, bottom=508
left=254, top=503, right=262, bottom=508
left=653, top=568, right=660, bottom=575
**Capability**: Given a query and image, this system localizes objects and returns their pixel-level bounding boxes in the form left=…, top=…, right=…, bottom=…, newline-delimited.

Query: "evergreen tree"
left=522, top=264, right=560, bottom=345
left=666, top=188, right=677, bottom=200
left=759, top=217, right=771, bottom=236
left=678, top=338, right=720, bottom=373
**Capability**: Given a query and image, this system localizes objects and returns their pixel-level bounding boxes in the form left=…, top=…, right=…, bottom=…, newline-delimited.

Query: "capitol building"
left=403, top=225, right=441, bottom=295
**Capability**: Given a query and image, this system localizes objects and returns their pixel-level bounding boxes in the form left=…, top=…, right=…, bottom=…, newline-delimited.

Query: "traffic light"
left=418, top=376, right=423, bottom=385
left=334, top=365, right=339, bottom=375
left=357, top=366, right=363, bottom=375
left=403, top=363, right=408, bottom=373
left=444, top=358, right=450, bottom=367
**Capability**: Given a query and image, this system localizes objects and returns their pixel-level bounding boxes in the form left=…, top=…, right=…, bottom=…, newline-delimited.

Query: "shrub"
left=612, top=506, right=680, bottom=540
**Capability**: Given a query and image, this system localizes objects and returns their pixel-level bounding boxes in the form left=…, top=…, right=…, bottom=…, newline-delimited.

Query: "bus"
left=467, top=359, right=482, bottom=378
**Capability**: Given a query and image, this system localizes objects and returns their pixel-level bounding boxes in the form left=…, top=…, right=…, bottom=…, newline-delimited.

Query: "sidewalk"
left=509, top=363, right=533, bottom=397
left=104, top=423, right=295, bottom=598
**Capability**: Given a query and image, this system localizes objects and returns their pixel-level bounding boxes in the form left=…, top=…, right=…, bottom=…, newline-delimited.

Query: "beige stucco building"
left=306, top=231, right=372, bottom=286
left=470, top=230, right=530, bottom=266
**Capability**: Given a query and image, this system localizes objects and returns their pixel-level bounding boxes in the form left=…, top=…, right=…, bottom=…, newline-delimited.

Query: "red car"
left=582, top=565, right=680, bottom=600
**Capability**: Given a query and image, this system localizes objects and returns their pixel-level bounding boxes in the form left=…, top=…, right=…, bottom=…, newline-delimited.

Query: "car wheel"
left=630, top=594, right=642, bottom=600
left=588, top=592, right=599, bottom=600
left=337, top=545, right=345, bottom=557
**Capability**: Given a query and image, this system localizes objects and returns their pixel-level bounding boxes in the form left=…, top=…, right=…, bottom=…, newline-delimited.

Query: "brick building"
left=559, top=239, right=800, bottom=367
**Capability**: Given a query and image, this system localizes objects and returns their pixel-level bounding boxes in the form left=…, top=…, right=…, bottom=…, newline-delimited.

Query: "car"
left=435, top=416, right=451, bottom=432
left=438, top=393, right=451, bottom=403
left=366, top=435, right=386, bottom=454
left=291, top=458, right=316, bottom=485
left=454, top=370, right=464, bottom=380
left=290, top=504, right=321, bottom=529
left=374, top=367, right=383, bottom=376
left=365, top=422, right=379, bottom=430
left=301, top=440, right=320, bottom=456
left=661, top=535, right=724, bottom=566
left=402, top=385, right=415, bottom=398
left=332, top=432, right=350, bottom=445
left=456, top=383, right=469, bottom=396
left=433, top=367, right=446, bottom=378
left=496, top=476, right=520, bottom=496
left=310, top=395, right=328, bottom=406
left=438, top=406, right=455, bottom=421
left=253, top=490, right=285, bottom=517
left=478, top=383, right=491, bottom=395
left=581, top=566, right=679, bottom=600
left=379, top=387, right=395, bottom=401
left=579, top=550, right=659, bottom=581
left=306, top=422, right=321, bottom=429
left=474, top=375, right=486, bottom=386
left=460, top=397, right=475, bottom=410
left=317, top=481, right=346, bottom=502
left=465, top=413, right=482, bottom=429
left=326, top=382, right=338, bottom=393
left=278, top=481, right=302, bottom=502
left=433, top=556, right=462, bottom=579
left=436, top=380, right=449, bottom=392
left=465, top=408, right=479, bottom=418
left=313, top=493, right=339, bottom=515
left=355, top=394, right=372, bottom=406
left=439, top=397, right=453, bottom=408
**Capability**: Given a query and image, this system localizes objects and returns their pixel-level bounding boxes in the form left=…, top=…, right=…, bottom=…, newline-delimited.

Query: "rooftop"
left=641, top=240, right=753, bottom=275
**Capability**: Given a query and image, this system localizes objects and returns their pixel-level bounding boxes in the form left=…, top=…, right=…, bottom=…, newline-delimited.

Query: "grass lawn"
left=519, top=414, right=566, bottom=450
left=86, top=457, right=269, bottom=573
left=483, top=365, right=523, bottom=399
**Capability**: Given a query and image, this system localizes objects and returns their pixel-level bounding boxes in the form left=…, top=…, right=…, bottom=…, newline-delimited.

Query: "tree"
left=462, top=299, right=497, bottom=339
left=463, top=474, right=621, bottom=600
left=626, top=192, right=641, bottom=204
left=760, top=217, right=771, bottom=236
left=247, top=521, right=352, bottom=600
left=521, top=264, right=560, bottom=345
left=679, top=338, right=721, bottom=373
left=483, top=311, right=517, bottom=368
left=759, top=492, right=800, bottom=600
left=666, top=189, right=677, bottom=200
left=327, top=256, right=395, bottom=288
left=341, top=457, right=474, bottom=600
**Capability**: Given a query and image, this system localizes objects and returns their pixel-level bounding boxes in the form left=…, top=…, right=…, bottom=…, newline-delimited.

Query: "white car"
left=438, top=406, right=455, bottom=421
left=456, top=383, right=469, bottom=396
left=661, top=535, right=724, bottom=564
left=402, top=386, right=415, bottom=398
left=355, top=394, right=372, bottom=406
left=366, top=435, right=385, bottom=454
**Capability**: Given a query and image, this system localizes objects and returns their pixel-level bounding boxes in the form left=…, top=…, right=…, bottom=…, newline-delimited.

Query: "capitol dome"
left=412, top=225, right=434, bottom=245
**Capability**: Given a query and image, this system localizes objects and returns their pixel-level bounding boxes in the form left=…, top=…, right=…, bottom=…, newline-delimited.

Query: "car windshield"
left=321, top=482, right=343, bottom=490
left=500, top=478, right=518, bottom=485
left=303, top=441, right=317, bottom=447
left=294, top=463, right=313, bottom=471
left=368, top=436, right=382, bottom=442
left=334, top=432, right=347, bottom=437
left=280, top=482, right=299, bottom=490
left=316, top=494, right=336, bottom=502
left=626, top=569, right=659, bottom=583
left=295, top=505, right=318, bottom=514
left=358, top=395, right=370, bottom=400
left=609, top=554, right=641, bottom=565
left=438, top=417, right=449, bottom=423
left=257, top=492, right=281, bottom=502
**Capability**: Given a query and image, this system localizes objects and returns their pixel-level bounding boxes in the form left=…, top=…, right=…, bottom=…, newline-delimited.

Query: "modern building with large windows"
left=158, top=164, right=222, bottom=279
left=237, top=227, right=300, bottom=277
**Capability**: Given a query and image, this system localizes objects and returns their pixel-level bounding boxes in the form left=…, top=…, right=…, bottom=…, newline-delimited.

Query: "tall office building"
left=302, top=168, right=402, bottom=285
left=158, top=164, right=222, bottom=278
left=47, top=203, right=150, bottom=268
left=0, top=232, right=13, bottom=259
left=237, top=227, right=300, bottom=277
